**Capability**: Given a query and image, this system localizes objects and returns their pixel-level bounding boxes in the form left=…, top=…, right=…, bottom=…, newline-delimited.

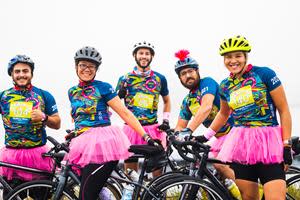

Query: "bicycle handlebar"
left=47, top=135, right=70, bottom=153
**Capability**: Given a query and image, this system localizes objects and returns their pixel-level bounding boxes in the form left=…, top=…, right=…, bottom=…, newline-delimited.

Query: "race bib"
left=189, top=103, right=200, bottom=116
left=133, top=93, right=154, bottom=109
left=9, top=102, right=33, bottom=118
left=229, top=85, right=254, bottom=109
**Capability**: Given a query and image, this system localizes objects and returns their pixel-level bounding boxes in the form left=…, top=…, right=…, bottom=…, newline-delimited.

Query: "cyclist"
left=0, top=55, right=61, bottom=184
left=116, top=41, right=171, bottom=177
left=174, top=49, right=235, bottom=180
left=65, top=46, right=158, bottom=200
left=204, top=35, right=292, bottom=200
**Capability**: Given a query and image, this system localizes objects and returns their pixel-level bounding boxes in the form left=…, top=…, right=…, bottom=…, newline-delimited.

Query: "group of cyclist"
left=0, top=35, right=293, bottom=200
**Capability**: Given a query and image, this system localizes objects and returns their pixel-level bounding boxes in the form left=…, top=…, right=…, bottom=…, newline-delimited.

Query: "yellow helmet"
left=219, top=35, right=251, bottom=56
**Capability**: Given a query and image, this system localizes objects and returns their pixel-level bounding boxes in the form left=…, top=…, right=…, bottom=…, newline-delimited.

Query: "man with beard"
left=0, top=55, right=61, bottom=186
left=116, top=41, right=171, bottom=177
left=174, top=50, right=235, bottom=181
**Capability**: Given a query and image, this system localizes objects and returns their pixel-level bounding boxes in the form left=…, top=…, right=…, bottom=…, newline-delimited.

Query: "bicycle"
left=0, top=136, right=67, bottom=199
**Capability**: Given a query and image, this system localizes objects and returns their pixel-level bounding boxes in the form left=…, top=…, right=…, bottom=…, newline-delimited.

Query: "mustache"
left=16, top=77, right=27, bottom=80
left=186, top=78, right=195, bottom=82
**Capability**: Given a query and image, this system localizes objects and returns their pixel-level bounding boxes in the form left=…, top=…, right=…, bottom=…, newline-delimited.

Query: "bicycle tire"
left=142, top=174, right=228, bottom=200
left=5, top=179, right=77, bottom=200
left=286, top=173, right=300, bottom=200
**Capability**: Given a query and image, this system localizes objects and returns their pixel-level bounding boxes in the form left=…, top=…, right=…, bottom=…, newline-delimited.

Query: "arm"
left=31, top=109, right=61, bottom=129
left=107, top=96, right=146, bottom=138
left=187, top=94, right=214, bottom=132
left=209, top=99, right=231, bottom=132
left=270, top=85, right=292, bottom=141
left=162, top=95, right=171, bottom=113
left=175, top=118, right=189, bottom=131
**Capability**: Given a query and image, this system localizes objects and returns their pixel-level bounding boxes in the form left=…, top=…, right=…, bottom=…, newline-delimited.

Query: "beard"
left=180, top=73, right=200, bottom=90
left=13, top=76, right=32, bottom=88
left=135, top=57, right=152, bottom=69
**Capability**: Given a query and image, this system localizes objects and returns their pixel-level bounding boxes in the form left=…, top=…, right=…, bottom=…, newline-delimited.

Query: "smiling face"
left=134, top=48, right=153, bottom=70
left=179, top=68, right=200, bottom=90
left=223, top=51, right=248, bottom=77
left=76, top=60, right=97, bottom=82
left=11, top=63, right=33, bottom=88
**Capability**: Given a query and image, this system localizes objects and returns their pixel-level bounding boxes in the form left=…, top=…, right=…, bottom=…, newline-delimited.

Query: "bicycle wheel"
left=5, top=180, right=77, bottom=200
left=142, top=175, right=228, bottom=200
left=286, top=173, right=300, bottom=200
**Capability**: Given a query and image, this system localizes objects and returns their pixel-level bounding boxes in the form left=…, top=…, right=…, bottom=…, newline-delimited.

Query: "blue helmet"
left=174, top=50, right=198, bottom=75
left=8, top=55, right=35, bottom=76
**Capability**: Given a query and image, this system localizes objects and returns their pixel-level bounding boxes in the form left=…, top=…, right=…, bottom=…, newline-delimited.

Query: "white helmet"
left=132, top=41, right=155, bottom=56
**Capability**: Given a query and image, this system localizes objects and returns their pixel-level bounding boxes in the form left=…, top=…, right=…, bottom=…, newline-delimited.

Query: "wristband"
left=204, top=128, right=216, bottom=140
left=163, top=112, right=170, bottom=121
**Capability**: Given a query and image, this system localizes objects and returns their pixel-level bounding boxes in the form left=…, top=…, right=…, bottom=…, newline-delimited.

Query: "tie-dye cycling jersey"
left=116, top=70, right=169, bottom=125
left=68, top=80, right=117, bottom=132
left=179, top=77, right=233, bottom=138
left=219, top=65, right=281, bottom=127
left=0, top=86, right=58, bottom=148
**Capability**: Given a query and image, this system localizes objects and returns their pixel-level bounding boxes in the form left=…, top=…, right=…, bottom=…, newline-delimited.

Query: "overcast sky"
left=0, top=0, right=299, bottom=140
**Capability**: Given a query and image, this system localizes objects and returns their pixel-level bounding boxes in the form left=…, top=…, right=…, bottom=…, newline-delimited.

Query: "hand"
left=65, top=130, right=76, bottom=140
left=177, top=128, right=193, bottom=141
left=283, top=146, right=293, bottom=165
left=118, top=82, right=127, bottom=98
left=31, top=109, right=44, bottom=123
left=143, top=134, right=159, bottom=146
left=158, top=119, right=170, bottom=131
left=194, top=135, right=209, bottom=143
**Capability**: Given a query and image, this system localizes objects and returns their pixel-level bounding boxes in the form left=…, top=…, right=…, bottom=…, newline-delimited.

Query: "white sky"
left=0, top=0, right=300, bottom=140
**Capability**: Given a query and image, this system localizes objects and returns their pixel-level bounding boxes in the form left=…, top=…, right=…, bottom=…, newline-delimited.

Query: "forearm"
left=45, top=114, right=61, bottom=129
left=280, top=109, right=292, bottom=141
left=119, top=109, right=146, bottom=138
left=209, top=111, right=229, bottom=133
left=188, top=106, right=212, bottom=132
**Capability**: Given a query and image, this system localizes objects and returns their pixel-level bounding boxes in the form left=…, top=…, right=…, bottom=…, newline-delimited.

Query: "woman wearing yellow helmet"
left=203, top=35, right=292, bottom=200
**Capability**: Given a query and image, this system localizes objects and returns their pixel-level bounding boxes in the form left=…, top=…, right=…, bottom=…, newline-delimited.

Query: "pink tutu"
left=123, top=124, right=167, bottom=147
left=0, top=145, right=53, bottom=181
left=209, top=135, right=228, bottom=158
left=65, top=125, right=131, bottom=168
left=217, top=126, right=283, bottom=165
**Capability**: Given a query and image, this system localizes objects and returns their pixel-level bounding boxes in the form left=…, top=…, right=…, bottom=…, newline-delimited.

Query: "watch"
left=42, top=113, right=49, bottom=122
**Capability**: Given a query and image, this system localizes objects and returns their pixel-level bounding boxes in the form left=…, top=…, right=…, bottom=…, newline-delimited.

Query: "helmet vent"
left=237, top=41, right=244, bottom=47
left=228, top=38, right=232, bottom=47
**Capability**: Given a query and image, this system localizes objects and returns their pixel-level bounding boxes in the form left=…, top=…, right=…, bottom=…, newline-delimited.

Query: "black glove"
left=143, top=134, right=159, bottom=146
left=158, top=119, right=170, bottom=131
left=117, top=83, right=127, bottom=99
left=194, top=135, right=209, bottom=143
left=283, top=146, right=293, bottom=165
left=65, top=130, right=76, bottom=140
left=177, top=128, right=193, bottom=141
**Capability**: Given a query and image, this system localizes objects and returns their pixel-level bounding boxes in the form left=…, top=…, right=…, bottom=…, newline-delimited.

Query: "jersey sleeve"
left=200, top=77, right=218, bottom=97
left=158, top=73, right=169, bottom=96
left=42, top=90, right=58, bottom=115
left=257, top=67, right=282, bottom=91
left=115, top=75, right=126, bottom=91
left=179, top=96, right=192, bottom=120
left=101, top=82, right=118, bottom=102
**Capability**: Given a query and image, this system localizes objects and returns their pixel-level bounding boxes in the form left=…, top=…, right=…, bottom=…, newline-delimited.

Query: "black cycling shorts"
left=231, top=162, right=285, bottom=185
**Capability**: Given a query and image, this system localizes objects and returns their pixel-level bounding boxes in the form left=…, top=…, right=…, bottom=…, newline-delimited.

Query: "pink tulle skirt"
left=209, top=135, right=228, bottom=158
left=64, top=125, right=131, bottom=168
left=0, top=145, right=53, bottom=181
left=217, top=126, right=283, bottom=165
left=123, top=124, right=167, bottom=147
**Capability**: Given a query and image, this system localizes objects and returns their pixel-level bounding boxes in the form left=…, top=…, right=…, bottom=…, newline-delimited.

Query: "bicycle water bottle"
left=121, top=184, right=134, bottom=200
left=224, top=178, right=242, bottom=200
left=121, top=168, right=138, bottom=200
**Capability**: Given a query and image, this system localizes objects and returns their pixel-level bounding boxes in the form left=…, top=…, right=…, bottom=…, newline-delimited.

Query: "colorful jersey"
left=0, top=86, right=58, bottom=148
left=179, top=77, right=233, bottom=137
left=116, top=69, right=169, bottom=125
left=219, top=65, right=281, bottom=127
left=68, top=80, right=117, bottom=132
